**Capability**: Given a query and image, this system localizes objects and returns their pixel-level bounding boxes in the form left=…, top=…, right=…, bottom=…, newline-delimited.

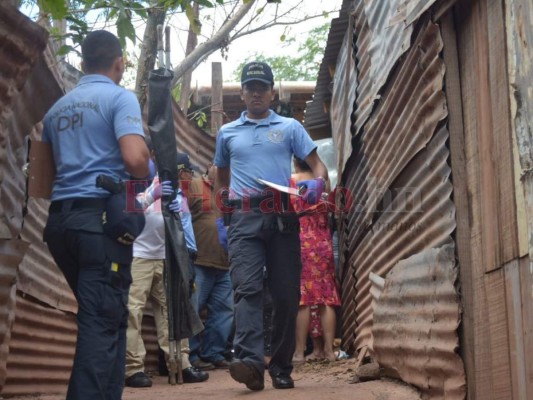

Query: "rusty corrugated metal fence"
left=329, top=1, right=466, bottom=399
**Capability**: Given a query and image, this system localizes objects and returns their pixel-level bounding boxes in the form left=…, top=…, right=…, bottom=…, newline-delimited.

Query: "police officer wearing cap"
left=214, top=61, right=329, bottom=391
left=42, top=30, right=150, bottom=400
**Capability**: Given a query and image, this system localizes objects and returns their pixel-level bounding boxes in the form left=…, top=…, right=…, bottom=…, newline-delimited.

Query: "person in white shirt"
left=125, top=149, right=208, bottom=387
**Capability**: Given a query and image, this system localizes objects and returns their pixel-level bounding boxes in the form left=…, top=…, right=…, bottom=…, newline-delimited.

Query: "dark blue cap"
left=177, top=152, right=200, bottom=172
left=241, top=62, right=274, bottom=86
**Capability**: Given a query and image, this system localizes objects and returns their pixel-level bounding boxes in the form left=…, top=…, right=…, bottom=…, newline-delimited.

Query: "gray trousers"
left=228, top=210, right=301, bottom=377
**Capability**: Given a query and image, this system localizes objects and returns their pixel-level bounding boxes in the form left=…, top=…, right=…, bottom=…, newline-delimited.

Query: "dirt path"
left=8, top=360, right=421, bottom=400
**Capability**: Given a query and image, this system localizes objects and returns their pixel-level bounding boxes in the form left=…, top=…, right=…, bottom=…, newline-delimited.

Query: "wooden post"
left=211, top=62, right=223, bottom=136
left=178, top=2, right=199, bottom=115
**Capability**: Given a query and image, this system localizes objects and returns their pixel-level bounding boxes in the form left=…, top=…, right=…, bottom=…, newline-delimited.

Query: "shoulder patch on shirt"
left=267, top=129, right=284, bottom=143
left=126, top=116, right=142, bottom=126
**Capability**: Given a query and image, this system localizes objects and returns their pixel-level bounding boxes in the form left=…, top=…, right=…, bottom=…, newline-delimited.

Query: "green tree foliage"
left=232, top=23, right=329, bottom=82
left=36, top=0, right=226, bottom=48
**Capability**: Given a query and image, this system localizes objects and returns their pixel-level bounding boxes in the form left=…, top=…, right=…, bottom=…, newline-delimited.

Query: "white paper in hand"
left=257, top=178, right=301, bottom=196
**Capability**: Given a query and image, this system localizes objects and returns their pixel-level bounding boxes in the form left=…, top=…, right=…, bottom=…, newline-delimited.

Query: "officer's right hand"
left=296, top=178, right=325, bottom=205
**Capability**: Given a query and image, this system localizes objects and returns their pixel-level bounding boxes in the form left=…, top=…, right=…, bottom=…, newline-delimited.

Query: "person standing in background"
left=290, top=156, right=341, bottom=364
left=214, top=61, right=329, bottom=391
left=42, top=30, right=150, bottom=400
left=187, top=163, right=234, bottom=371
left=125, top=149, right=208, bottom=387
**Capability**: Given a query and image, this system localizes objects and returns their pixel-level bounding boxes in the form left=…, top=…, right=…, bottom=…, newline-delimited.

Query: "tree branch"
left=170, top=0, right=256, bottom=87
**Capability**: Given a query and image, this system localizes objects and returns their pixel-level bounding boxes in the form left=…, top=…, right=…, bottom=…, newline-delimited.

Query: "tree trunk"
left=178, top=2, right=199, bottom=115
left=135, top=5, right=166, bottom=110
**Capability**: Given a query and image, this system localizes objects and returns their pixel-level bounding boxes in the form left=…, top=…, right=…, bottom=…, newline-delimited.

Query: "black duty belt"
left=49, top=198, right=106, bottom=213
left=227, top=196, right=275, bottom=210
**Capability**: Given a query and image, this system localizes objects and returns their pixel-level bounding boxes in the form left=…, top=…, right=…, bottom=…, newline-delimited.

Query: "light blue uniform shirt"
left=214, top=110, right=316, bottom=198
left=42, top=74, right=145, bottom=200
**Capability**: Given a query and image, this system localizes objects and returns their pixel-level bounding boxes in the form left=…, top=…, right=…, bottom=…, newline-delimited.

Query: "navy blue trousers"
left=228, top=211, right=301, bottom=377
left=44, top=207, right=131, bottom=400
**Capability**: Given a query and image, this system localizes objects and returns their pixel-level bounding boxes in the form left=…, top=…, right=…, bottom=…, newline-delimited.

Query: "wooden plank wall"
left=443, top=0, right=532, bottom=398
left=441, top=12, right=475, bottom=398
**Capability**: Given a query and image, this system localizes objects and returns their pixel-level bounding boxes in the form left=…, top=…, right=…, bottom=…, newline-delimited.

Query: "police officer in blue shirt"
left=214, top=61, right=329, bottom=391
left=42, top=30, right=150, bottom=400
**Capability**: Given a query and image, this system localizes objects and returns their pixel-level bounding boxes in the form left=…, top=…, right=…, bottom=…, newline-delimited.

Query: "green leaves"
left=195, top=0, right=216, bottom=7
left=116, top=10, right=136, bottom=47
left=232, top=23, right=331, bottom=82
left=184, top=2, right=202, bottom=34
left=38, top=0, right=68, bottom=19
left=191, top=109, right=207, bottom=128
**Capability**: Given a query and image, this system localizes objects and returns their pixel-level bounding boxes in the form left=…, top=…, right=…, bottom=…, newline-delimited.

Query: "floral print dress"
left=290, top=178, right=341, bottom=320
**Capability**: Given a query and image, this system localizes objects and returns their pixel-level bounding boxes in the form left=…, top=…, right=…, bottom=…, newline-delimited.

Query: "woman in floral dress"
left=291, top=157, right=341, bottom=363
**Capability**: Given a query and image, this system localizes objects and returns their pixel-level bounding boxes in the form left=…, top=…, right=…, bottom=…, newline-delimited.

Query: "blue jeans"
left=189, top=265, right=234, bottom=363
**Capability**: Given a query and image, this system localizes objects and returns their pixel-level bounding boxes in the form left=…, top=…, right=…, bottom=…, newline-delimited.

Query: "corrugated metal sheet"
left=4, top=294, right=162, bottom=396
left=398, top=0, right=440, bottom=27
left=18, top=196, right=77, bottom=313
left=0, top=3, right=48, bottom=239
left=351, top=0, right=413, bottom=136
left=4, top=292, right=75, bottom=396
left=142, top=99, right=216, bottom=173
left=322, top=0, right=447, bottom=178
left=0, top=10, right=191, bottom=394
left=372, top=244, right=466, bottom=400
left=304, top=0, right=351, bottom=139
left=340, top=20, right=448, bottom=293
left=367, top=271, right=384, bottom=353
left=0, top=3, right=58, bottom=395
left=344, top=125, right=456, bottom=351
left=330, top=21, right=357, bottom=176
left=142, top=314, right=161, bottom=374
left=0, top=2, right=48, bottom=135
left=349, top=0, right=372, bottom=141
left=13, top=45, right=78, bottom=314
left=0, top=240, right=28, bottom=392
left=172, top=100, right=216, bottom=172
left=336, top=18, right=450, bottom=353
left=353, top=0, right=447, bottom=133
left=14, top=42, right=78, bottom=314
left=363, top=20, right=446, bottom=222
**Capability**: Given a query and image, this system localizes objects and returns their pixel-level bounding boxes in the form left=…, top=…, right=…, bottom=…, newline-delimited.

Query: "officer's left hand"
left=296, top=178, right=325, bottom=205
